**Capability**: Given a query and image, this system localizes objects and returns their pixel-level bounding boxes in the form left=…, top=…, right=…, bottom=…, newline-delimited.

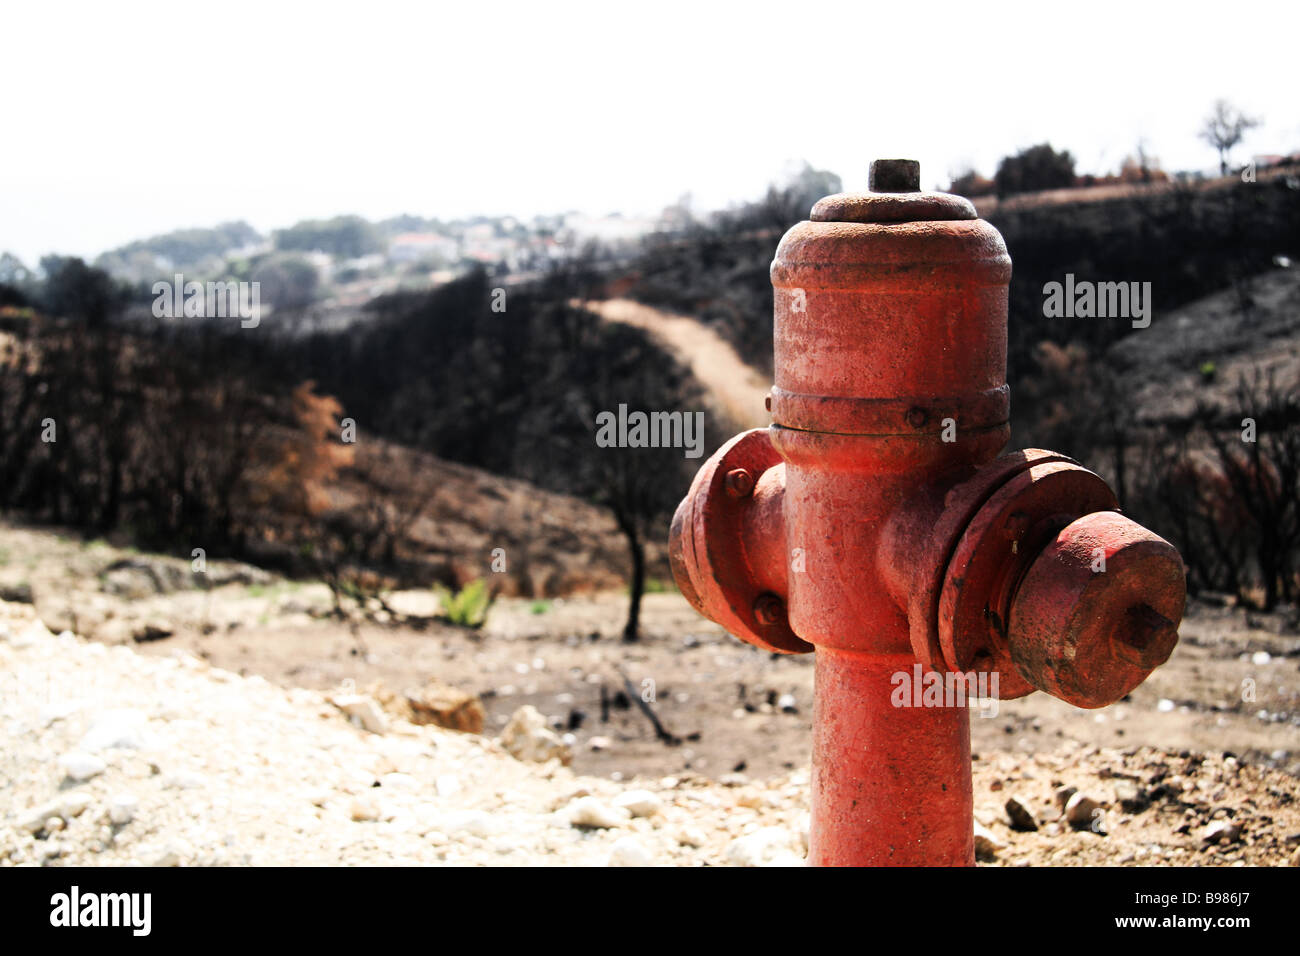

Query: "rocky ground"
left=4, top=600, right=1299, bottom=867
left=2, top=522, right=1299, bottom=866
left=1, top=600, right=813, bottom=867
left=6, top=521, right=1299, bottom=784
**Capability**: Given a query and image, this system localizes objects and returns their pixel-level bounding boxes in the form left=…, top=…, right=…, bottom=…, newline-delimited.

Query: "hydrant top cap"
left=870, top=159, right=922, bottom=192
left=811, top=158, right=977, bottom=225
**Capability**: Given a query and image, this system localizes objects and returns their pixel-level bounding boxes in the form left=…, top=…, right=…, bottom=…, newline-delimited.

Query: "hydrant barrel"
left=812, top=648, right=974, bottom=866
left=768, top=172, right=1012, bottom=654
left=767, top=166, right=1015, bottom=865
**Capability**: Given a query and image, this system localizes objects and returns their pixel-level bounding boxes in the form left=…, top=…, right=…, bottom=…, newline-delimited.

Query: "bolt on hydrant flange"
left=669, top=161, right=1187, bottom=866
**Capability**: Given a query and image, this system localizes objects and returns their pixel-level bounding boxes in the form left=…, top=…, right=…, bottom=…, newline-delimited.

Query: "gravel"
left=0, top=604, right=810, bottom=866
left=4, top=598, right=1298, bottom=867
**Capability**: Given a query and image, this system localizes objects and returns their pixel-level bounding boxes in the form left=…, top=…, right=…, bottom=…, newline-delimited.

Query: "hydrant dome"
left=810, top=190, right=977, bottom=224
left=778, top=158, right=1006, bottom=287
left=770, top=218, right=1012, bottom=290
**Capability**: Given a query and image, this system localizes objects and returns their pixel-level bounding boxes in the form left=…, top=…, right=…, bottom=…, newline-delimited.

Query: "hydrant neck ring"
left=769, top=384, right=1009, bottom=437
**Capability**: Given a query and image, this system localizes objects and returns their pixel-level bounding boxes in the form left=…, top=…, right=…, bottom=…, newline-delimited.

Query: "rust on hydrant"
left=669, top=160, right=1186, bottom=867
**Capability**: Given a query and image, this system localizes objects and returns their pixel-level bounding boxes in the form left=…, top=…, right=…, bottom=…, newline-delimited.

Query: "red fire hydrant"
left=669, top=160, right=1186, bottom=866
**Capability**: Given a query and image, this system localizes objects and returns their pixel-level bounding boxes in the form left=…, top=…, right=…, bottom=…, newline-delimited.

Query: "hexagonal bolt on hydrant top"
left=669, top=160, right=1186, bottom=866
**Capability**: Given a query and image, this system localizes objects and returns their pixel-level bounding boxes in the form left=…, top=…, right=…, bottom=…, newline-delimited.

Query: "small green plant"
left=1199, top=360, right=1218, bottom=382
left=339, top=578, right=370, bottom=605
left=529, top=599, right=551, bottom=615
left=247, top=580, right=299, bottom=601
left=435, top=578, right=493, bottom=629
left=621, top=577, right=674, bottom=596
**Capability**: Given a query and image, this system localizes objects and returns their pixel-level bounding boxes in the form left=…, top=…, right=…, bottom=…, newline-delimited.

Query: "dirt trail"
left=581, top=298, right=771, bottom=430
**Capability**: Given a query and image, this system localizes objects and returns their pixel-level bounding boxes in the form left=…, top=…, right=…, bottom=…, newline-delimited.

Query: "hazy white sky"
left=2, top=0, right=1295, bottom=266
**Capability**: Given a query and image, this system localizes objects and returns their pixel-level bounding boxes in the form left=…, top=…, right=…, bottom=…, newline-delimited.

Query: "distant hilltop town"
left=69, top=205, right=695, bottom=322
left=93, top=208, right=690, bottom=287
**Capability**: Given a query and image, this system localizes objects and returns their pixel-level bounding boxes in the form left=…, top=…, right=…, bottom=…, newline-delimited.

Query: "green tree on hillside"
left=273, top=216, right=381, bottom=259
left=38, top=256, right=128, bottom=326
left=994, top=144, right=1076, bottom=198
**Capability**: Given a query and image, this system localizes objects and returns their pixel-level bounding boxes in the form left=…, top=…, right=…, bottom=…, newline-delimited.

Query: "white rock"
left=498, top=705, right=572, bottom=765
left=973, top=821, right=1005, bottom=860
left=109, top=793, right=139, bottom=825
left=725, top=827, right=803, bottom=866
left=151, top=843, right=186, bottom=866
left=1202, top=819, right=1243, bottom=844
left=1065, top=792, right=1103, bottom=829
left=608, top=837, right=654, bottom=867
left=435, top=774, right=461, bottom=798
left=10, top=620, right=51, bottom=648
left=79, top=709, right=152, bottom=751
left=164, top=770, right=207, bottom=790
left=17, top=796, right=90, bottom=832
left=60, top=792, right=93, bottom=818
left=175, top=652, right=208, bottom=671
left=349, top=798, right=380, bottom=822
left=1252, top=651, right=1272, bottom=666
left=39, top=700, right=80, bottom=727
left=19, top=802, right=59, bottom=833
left=613, top=789, right=663, bottom=818
left=330, top=694, right=389, bottom=734
left=675, top=826, right=708, bottom=848
left=442, top=810, right=495, bottom=838
left=567, top=797, right=630, bottom=829
left=1156, top=698, right=1175, bottom=713
left=58, top=751, right=107, bottom=781
left=379, top=772, right=419, bottom=791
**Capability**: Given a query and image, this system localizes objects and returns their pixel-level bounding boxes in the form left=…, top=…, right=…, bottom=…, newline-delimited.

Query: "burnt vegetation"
left=1, top=154, right=1299, bottom=622
left=1131, top=372, right=1300, bottom=610
left=0, top=257, right=705, bottom=638
left=610, top=162, right=1300, bottom=612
